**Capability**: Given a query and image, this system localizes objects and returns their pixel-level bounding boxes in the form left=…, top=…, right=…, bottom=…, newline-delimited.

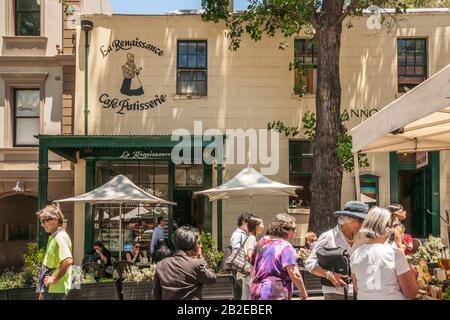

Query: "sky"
left=111, top=0, right=250, bottom=14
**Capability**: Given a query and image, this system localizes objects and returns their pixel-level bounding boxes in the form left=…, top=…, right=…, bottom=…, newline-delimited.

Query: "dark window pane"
left=188, top=71, right=196, bottom=81
left=197, top=42, right=206, bottom=54
left=302, top=142, right=313, bottom=155
left=197, top=71, right=206, bottom=81
left=415, top=53, right=424, bottom=64
left=197, top=81, right=207, bottom=96
left=188, top=42, right=197, bottom=54
left=290, top=158, right=301, bottom=174
left=16, top=12, right=40, bottom=36
left=177, top=41, right=207, bottom=96
left=406, top=40, right=416, bottom=50
left=294, top=39, right=317, bottom=67
left=289, top=141, right=301, bottom=156
left=16, top=0, right=40, bottom=11
left=406, top=66, right=415, bottom=75
left=301, top=158, right=313, bottom=173
left=415, top=66, right=424, bottom=75
left=178, top=42, right=188, bottom=54
left=188, top=55, right=197, bottom=68
left=178, top=71, right=189, bottom=81
left=406, top=52, right=415, bottom=64
left=197, top=55, right=206, bottom=68
left=178, top=54, right=188, bottom=68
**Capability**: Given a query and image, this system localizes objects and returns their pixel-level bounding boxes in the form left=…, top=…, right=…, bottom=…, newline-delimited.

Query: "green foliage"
left=267, top=120, right=300, bottom=137
left=81, top=271, right=97, bottom=284
left=202, top=0, right=319, bottom=51
left=444, top=286, right=450, bottom=300
left=22, top=242, right=45, bottom=287
left=268, top=111, right=369, bottom=173
left=199, top=232, right=224, bottom=273
left=0, top=271, right=26, bottom=290
left=122, top=265, right=155, bottom=282
left=412, top=235, right=448, bottom=263
left=301, top=111, right=316, bottom=141
left=0, top=242, right=45, bottom=289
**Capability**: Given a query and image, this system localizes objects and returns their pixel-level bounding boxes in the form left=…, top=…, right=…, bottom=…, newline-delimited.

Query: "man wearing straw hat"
left=36, top=204, right=73, bottom=300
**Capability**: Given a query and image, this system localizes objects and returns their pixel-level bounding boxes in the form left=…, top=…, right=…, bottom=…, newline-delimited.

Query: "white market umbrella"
left=55, top=174, right=176, bottom=258
left=194, top=167, right=301, bottom=212
left=111, top=206, right=150, bottom=221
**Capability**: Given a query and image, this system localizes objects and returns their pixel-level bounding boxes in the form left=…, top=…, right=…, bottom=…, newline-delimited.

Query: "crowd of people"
left=34, top=199, right=421, bottom=301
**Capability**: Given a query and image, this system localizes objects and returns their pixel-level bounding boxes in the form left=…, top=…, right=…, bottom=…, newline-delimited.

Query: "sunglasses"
left=40, top=218, right=53, bottom=224
left=288, top=227, right=297, bottom=232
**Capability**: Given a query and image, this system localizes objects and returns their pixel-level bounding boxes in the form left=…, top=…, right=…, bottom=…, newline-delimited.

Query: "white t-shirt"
left=243, top=234, right=257, bottom=284
left=351, top=243, right=411, bottom=300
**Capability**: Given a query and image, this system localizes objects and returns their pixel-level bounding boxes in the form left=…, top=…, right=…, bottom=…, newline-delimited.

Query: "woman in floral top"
left=250, top=213, right=308, bottom=300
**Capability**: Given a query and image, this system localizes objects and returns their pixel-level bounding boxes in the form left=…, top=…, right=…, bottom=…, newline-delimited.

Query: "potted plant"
left=412, top=236, right=448, bottom=275
left=0, top=271, right=26, bottom=300
left=199, top=232, right=234, bottom=300
left=66, top=271, right=119, bottom=300
left=5, top=243, right=43, bottom=300
left=121, top=265, right=155, bottom=300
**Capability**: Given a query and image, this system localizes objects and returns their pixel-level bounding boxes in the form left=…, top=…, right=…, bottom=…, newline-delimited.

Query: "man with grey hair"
left=36, top=204, right=73, bottom=300
left=153, top=226, right=216, bottom=300
left=305, top=201, right=368, bottom=300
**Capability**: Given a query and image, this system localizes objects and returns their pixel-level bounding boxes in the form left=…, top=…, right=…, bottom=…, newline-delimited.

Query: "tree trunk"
left=309, top=12, right=344, bottom=235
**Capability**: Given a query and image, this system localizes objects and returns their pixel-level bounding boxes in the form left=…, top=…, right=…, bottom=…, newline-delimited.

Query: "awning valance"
left=351, top=64, right=450, bottom=153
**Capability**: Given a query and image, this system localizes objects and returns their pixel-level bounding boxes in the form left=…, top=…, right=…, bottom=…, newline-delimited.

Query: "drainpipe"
left=81, top=20, right=94, bottom=135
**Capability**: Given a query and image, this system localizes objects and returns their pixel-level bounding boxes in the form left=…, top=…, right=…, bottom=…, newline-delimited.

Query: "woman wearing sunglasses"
left=125, top=241, right=148, bottom=264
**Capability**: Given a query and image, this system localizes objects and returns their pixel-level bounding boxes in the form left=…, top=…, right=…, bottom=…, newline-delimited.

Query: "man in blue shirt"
left=150, top=217, right=167, bottom=260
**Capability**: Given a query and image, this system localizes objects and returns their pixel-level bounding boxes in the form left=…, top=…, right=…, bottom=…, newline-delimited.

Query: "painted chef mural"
left=98, top=38, right=167, bottom=115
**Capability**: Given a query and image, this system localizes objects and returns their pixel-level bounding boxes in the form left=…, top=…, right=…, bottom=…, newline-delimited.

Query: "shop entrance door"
left=173, top=190, right=204, bottom=230
left=397, top=162, right=433, bottom=238
left=410, top=167, right=432, bottom=238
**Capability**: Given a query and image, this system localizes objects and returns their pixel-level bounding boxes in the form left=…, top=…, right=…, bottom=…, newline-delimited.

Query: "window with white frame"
left=14, top=89, right=40, bottom=146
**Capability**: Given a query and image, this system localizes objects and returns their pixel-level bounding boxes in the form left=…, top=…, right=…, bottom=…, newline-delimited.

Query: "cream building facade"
left=36, top=9, right=450, bottom=263
left=0, top=0, right=80, bottom=270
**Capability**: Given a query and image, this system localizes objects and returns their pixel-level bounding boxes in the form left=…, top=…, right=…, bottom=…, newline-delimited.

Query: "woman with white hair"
left=305, top=201, right=368, bottom=300
left=351, top=206, right=418, bottom=300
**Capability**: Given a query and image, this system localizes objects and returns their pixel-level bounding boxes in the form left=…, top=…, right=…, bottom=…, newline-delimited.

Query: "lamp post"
left=81, top=20, right=93, bottom=135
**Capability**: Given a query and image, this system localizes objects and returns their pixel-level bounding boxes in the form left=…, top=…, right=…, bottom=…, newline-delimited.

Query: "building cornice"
left=0, top=72, right=49, bottom=82
left=0, top=55, right=75, bottom=67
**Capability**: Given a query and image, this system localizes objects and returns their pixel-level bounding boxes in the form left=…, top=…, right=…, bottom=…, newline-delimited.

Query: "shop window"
left=359, top=174, right=379, bottom=207
left=397, top=38, right=427, bottom=93
left=294, top=39, right=317, bottom=95
left=177, top=40, right=207, bottom=96
left=94, top=161, right=169, bottom=254
left=5, top=223, right=36, bottom=241
left=175, top=164, right=204, bottom=187
left=289, top=140, right=313, bottom=207
left=15, top=0, right=41, bottom=36
left=14, top=89, right=40, bottom=146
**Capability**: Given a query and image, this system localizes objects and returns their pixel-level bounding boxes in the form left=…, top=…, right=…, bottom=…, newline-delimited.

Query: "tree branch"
left=339, top=0, right=360, bottom=24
